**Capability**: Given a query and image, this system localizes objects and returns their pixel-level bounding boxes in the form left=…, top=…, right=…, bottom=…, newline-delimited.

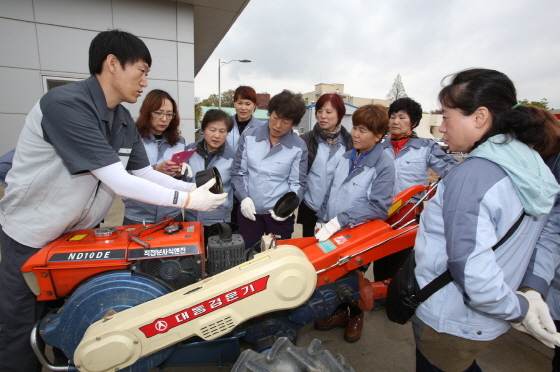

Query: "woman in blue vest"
left=412, top=69, right=560, bottom=372
left=122, top=89, right=186, bottom=225
left=231, top=90, right=308, bottom=251
left=228, top=86, right=264, bottom=225
left=375, top=98, right=458, bottom=286
left=298, top=94, right=353, bottom=237
left=314, top=104, right=395, bottom=343
left=184, top=109, right=235, bottom=240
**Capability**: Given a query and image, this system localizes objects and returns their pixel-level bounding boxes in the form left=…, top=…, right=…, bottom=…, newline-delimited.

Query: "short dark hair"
left=234, top=86, right=257, bottom=105
left=388, top=98, right=423, bottom=129
left=89, top=29, right=152, bottom=75
left=267, top=90, right=306, bottom=126
left=315, top=94, right=346, bottom=125
left=439, top=68, right=560, bottom=157
left=136, top=89, right=181, bottom=146
left=352, top=104, right=389, bottom=138
left=201, top=109, right=234, bottom=133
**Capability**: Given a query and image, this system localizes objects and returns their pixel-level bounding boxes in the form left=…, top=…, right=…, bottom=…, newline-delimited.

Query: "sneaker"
left=314, top=309, right=349, bottom=331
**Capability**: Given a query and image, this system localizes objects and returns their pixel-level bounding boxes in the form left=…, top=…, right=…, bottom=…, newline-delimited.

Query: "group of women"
left=126, top=67, right=560, bottom=372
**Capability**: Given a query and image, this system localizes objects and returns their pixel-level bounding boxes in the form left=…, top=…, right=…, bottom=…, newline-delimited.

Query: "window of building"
left=42, top=76, right=82, bottom=93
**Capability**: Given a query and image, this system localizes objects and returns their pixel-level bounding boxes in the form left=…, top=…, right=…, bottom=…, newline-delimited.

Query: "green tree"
left=199, top=89, right=236, bottom=108
left=194, top=104, right=203, bottom=128
left=518, top=98, right=551, bottom=110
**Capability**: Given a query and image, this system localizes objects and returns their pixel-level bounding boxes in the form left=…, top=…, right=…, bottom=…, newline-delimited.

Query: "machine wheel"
left=232, top=337, right=355, bottom=372
left=40, top=270, right=175, bottom=372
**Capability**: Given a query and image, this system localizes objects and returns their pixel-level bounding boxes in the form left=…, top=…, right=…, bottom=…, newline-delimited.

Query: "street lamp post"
left=218, top=59, right=251, bottom=108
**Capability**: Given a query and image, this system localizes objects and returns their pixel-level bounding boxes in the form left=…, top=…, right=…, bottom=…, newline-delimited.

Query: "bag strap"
left=415, top=212, right=526, bottom=302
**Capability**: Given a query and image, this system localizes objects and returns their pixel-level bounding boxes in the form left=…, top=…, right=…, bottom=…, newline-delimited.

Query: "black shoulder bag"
left=386, top=213, right=526, bottom=325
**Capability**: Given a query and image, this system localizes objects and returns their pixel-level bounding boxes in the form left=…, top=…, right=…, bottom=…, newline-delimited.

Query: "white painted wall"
left=0, top=0, right=196, bottom=154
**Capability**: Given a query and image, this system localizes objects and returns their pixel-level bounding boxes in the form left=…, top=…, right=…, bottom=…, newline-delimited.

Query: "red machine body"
left=22, top=220, right=205, bottom=301
left=23, top=184, right=430, bottom=303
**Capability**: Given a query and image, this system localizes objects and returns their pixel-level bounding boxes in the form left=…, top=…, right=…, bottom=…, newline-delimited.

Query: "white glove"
left=315, top=217, right=341, bottom=242
left=269, top=209, right=291, bottom=222
left=181, top=163, right=193, bottom=178
left=240, top=197, right=257, bottom=221
left=315, top=222, right=324, bottom=234
left=510, top=290, right=560, bottom=348
left=185, top=178, right=227, bottom=212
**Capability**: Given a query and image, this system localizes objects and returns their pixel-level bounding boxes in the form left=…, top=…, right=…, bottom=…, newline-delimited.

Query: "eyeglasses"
left=153, top=111, right=175, bottom=120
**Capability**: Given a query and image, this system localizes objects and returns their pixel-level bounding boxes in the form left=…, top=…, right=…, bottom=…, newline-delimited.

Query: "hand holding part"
left=315, top=217, right=341, bottom=242
left=314, top=222, right=324, bottom=234
left=240, top=197, right=257, bottom=221
left=269, top=209, right=291, bottom=221
left=185, top=178, right=227, bottom=211
left=158, top=160, right=179, bottom=175
left=510, top=289, right=560, bottom=348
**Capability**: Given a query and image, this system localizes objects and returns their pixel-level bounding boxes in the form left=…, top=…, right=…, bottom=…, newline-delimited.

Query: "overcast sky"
left=194, top=0, right=560, bottom=111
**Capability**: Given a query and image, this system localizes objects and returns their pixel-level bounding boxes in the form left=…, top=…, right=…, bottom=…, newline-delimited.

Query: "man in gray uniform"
left=0, top=30, right=226, bottom=372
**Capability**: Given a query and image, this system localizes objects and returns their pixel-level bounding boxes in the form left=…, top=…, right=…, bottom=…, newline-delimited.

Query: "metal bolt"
left=324, top=277, right=330, bottom=283
left=96, top=337, right=101, bottom=341
left=39, top=330, right=44, bottom=335
left=47, top=291, right=52, bottom=296
left=184, top=234, right=191, bottom=238
left=146, top=237, right=153, bottom=241
left=45, top=318, right=51, bottom=324
left=76, top=365, right=81, bottom=369
left=42, top=273, right=48, bottom=277
left=356, top=258, right=363, bottom=265
left=134, top=340, right=138, bottom=344
left=477, top=331, right=482, bottom=335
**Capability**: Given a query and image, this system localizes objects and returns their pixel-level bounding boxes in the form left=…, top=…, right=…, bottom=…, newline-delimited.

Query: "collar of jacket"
left=232, top=114, right=259, bottom=128
left=85, top=75, right=129, bottom=129
left=195, top=137, right=225, bottom=158
left=343, top=143, right=384, bottom=168
left=255, top=123, right=296, bottom=148
left=381, top=136, right=422, bottom=151
left=144, top=132, right=169, bottom=145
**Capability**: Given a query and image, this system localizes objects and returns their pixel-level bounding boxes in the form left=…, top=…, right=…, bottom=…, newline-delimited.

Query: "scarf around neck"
left=468, top=134, right=560, bottom=216
left=317, top=123, right=342, bottom=147
left=391, top=131, right=417, bottom=155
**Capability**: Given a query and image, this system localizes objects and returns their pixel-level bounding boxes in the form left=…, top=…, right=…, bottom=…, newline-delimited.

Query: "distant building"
left=256, top=93, right=270, bottom=110
left=200, top=106, right=269, bottom=122
left=301, top=83, right=391, bottom=108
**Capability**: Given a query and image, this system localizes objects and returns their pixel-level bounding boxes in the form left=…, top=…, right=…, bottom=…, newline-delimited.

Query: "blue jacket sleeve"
left=231, top=134, right=249, bottom=201
left=337, top=160, right=395, bottom=227
left=427, top=141, right=458, bottom=177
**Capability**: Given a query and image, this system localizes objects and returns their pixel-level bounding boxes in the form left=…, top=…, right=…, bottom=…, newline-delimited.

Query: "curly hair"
left=136, top=89, right=181, bottom=146
left=352, top=104, right=389, bottom=138
left=267, top=90, right=306, bottom=126
left=439, top=68, right=560, bottom=158
left=388, top=97, right=423, bottom=129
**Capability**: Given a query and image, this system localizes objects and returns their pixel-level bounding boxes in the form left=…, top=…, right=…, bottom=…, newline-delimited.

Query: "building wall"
left=0, top=0, right=196, bottom=154
left=301, top=83, right=391, bottom=109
